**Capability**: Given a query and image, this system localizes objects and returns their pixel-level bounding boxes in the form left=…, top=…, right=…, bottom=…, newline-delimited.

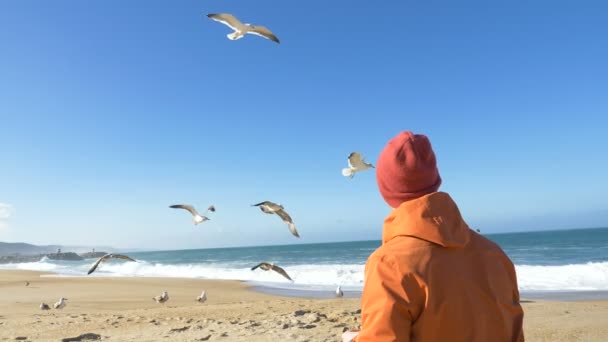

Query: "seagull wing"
left=271, top=264, right=293, bottom=281
left=247, top=26, right=280, bottom=43
left=87, top=254, right=110, bottom=275
left=252, top=201, right=271, bottom=207
left=251, top=262, right=269, bottom=271
left=348, top=152, right=365, bottom=169
left=170, top=204, right=199, bottom=217
left=207, top=13, right=244, bottom=31
left=276, top=209, right=300, bottom=237
left=110, top=254, right=136, bottom=262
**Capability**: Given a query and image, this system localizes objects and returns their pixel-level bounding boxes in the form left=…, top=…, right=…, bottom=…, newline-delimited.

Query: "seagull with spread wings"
left=251, top=262, right=293, bottom=282
left=206, top=13, right=280, bottom=44
left=252, top=201, right=300, bottom=238
left=170, top=204, right=215, bottom=225
left=342, top=152, right=374, bottom=178
left=87, top=253, right=136, bottom=275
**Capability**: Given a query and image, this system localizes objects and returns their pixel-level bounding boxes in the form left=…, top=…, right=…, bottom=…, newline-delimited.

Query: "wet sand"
left=1, top=270, right=607, bottom=341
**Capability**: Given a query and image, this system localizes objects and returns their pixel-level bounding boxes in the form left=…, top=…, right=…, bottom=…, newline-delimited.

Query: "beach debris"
left=293, top=309, right=311, bottom=317
left=40, top=302, right=51, bottom=311
left=252, top=201, right=300, bottom=238
left=251, top=262, right=293, bottom=281
left=153, top=290, right=169, bottom=304
left=336, top=285, right=344, bottom=298
left=87, top=253, right=136, bottom=275
left=53, top=297, right=68, bottom=310
left=206, top=13, right=280, bottom=44
left=342, top=152, right=374, bottom=179
left=61, top=333, right=101, bottom=342
left=169, top=326, right=190, bottom=333
left=169, top=204, right=215, bottom=225
left=196, top=290, right=207, bottom=303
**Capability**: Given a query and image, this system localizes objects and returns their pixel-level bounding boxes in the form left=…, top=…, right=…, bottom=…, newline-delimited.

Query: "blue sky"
left=1, top=0, right=607, bottom=250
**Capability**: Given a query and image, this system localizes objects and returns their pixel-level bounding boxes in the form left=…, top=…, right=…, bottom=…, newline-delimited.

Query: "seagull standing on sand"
left=206, top=13, right=280, bottom=44
left=153, top=291, right=169, bottom=304
left=40, top=303, right=51, bottom=311
left=251, top=262, right=293, bottom=282
left=170, top=204, right=215, bottom=225
left=53, top=297, right=67, bottom=310
left=252, top=201, right=300, bottom=238
left=342, top=152, right=374, bottom=179
left=196, top=290, right=207, bottom=303
left=336, top=285, right=344, bottom=298
left=87, top=253, right=136, bottom=275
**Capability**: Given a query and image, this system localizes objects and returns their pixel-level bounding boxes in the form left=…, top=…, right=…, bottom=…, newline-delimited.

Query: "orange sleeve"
left=355, top=255, right=422, bottom=342
left=507, top=259, right=525, bottom=342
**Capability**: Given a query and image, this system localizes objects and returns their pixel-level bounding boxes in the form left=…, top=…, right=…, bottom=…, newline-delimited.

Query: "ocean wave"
left=516, top=262, right=608, bottom=291
left=2, top=259, right=607, bottom=292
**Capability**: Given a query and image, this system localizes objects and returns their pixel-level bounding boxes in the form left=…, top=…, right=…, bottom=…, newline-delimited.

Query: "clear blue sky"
left=1, top=0, right=607, bottom=250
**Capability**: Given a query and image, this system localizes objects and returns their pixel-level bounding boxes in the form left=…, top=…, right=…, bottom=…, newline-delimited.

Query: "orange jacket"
left=356, top=192, right=524, bottom=342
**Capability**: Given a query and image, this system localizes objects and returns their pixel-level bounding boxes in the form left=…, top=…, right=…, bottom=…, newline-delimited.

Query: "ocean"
left=2, top=227, right=607, bottom=298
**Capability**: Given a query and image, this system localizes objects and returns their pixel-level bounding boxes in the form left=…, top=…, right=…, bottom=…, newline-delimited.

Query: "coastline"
left=2, top=270, right=608, bottom=341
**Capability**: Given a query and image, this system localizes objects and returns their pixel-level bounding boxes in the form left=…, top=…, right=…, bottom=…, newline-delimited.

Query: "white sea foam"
left=515, top=262, right=608, bottom=291
left=2, top=260, right=607, bottom=292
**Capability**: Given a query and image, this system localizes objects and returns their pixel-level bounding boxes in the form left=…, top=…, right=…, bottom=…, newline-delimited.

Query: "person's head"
left=376, top=131, right=441, bottom=208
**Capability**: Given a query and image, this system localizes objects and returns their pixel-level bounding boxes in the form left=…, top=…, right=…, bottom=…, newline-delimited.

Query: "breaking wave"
left=2, top=259, right=607, bottom=292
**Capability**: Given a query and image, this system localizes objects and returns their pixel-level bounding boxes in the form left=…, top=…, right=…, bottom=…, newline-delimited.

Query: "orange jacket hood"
left=382, top=191, right=470, bottom=248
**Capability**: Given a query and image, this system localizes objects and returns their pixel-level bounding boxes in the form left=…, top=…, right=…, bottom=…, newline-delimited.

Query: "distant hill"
left=0, top=242, right=61, bottom=256
left=0, top=242, right=115, bottom=256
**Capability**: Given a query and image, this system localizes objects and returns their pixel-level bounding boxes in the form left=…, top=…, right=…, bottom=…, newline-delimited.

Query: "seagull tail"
left=227, top=32, right=243, bottom=40
left=342, top=168, right=353, bottom=177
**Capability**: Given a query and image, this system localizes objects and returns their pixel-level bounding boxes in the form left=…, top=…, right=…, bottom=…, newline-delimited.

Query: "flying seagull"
left=196, top=290, right=207, bottom=303
left=252, top=201, right=300, bottom=238
left=153, top=290, right=169, bottom=304
left=87, top=253, right=136, bottom=275
left=206, top=13, right=280, bottom=44
left=336, top=285, right=344, bottom=298
left=40, top=302, right=51, bottom=310
left=53, top=297, right=67, bottom=310
left=342, top=152, right=374, bottom=178
left=251, top=262, right=293, bottom=282
left=170, top=204, right=215, bottom=225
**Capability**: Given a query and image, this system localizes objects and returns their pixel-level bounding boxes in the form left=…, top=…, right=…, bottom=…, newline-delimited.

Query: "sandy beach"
left=1, top=270, right=607, bottom=342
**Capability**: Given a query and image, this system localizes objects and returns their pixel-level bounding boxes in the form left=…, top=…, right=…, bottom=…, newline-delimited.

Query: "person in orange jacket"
left=344, top=131, right=524, bottom=342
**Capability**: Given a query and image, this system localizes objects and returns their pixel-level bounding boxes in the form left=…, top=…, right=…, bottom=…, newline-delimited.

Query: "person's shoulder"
left=469, top=232, right=515, bottom=265
left=366, top=236, right=434, bottom=269
left=470, top=232, right=507, bottom=253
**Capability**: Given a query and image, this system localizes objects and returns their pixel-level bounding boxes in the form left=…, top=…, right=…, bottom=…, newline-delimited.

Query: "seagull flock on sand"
left=35, top=12, right=376, bottom=311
